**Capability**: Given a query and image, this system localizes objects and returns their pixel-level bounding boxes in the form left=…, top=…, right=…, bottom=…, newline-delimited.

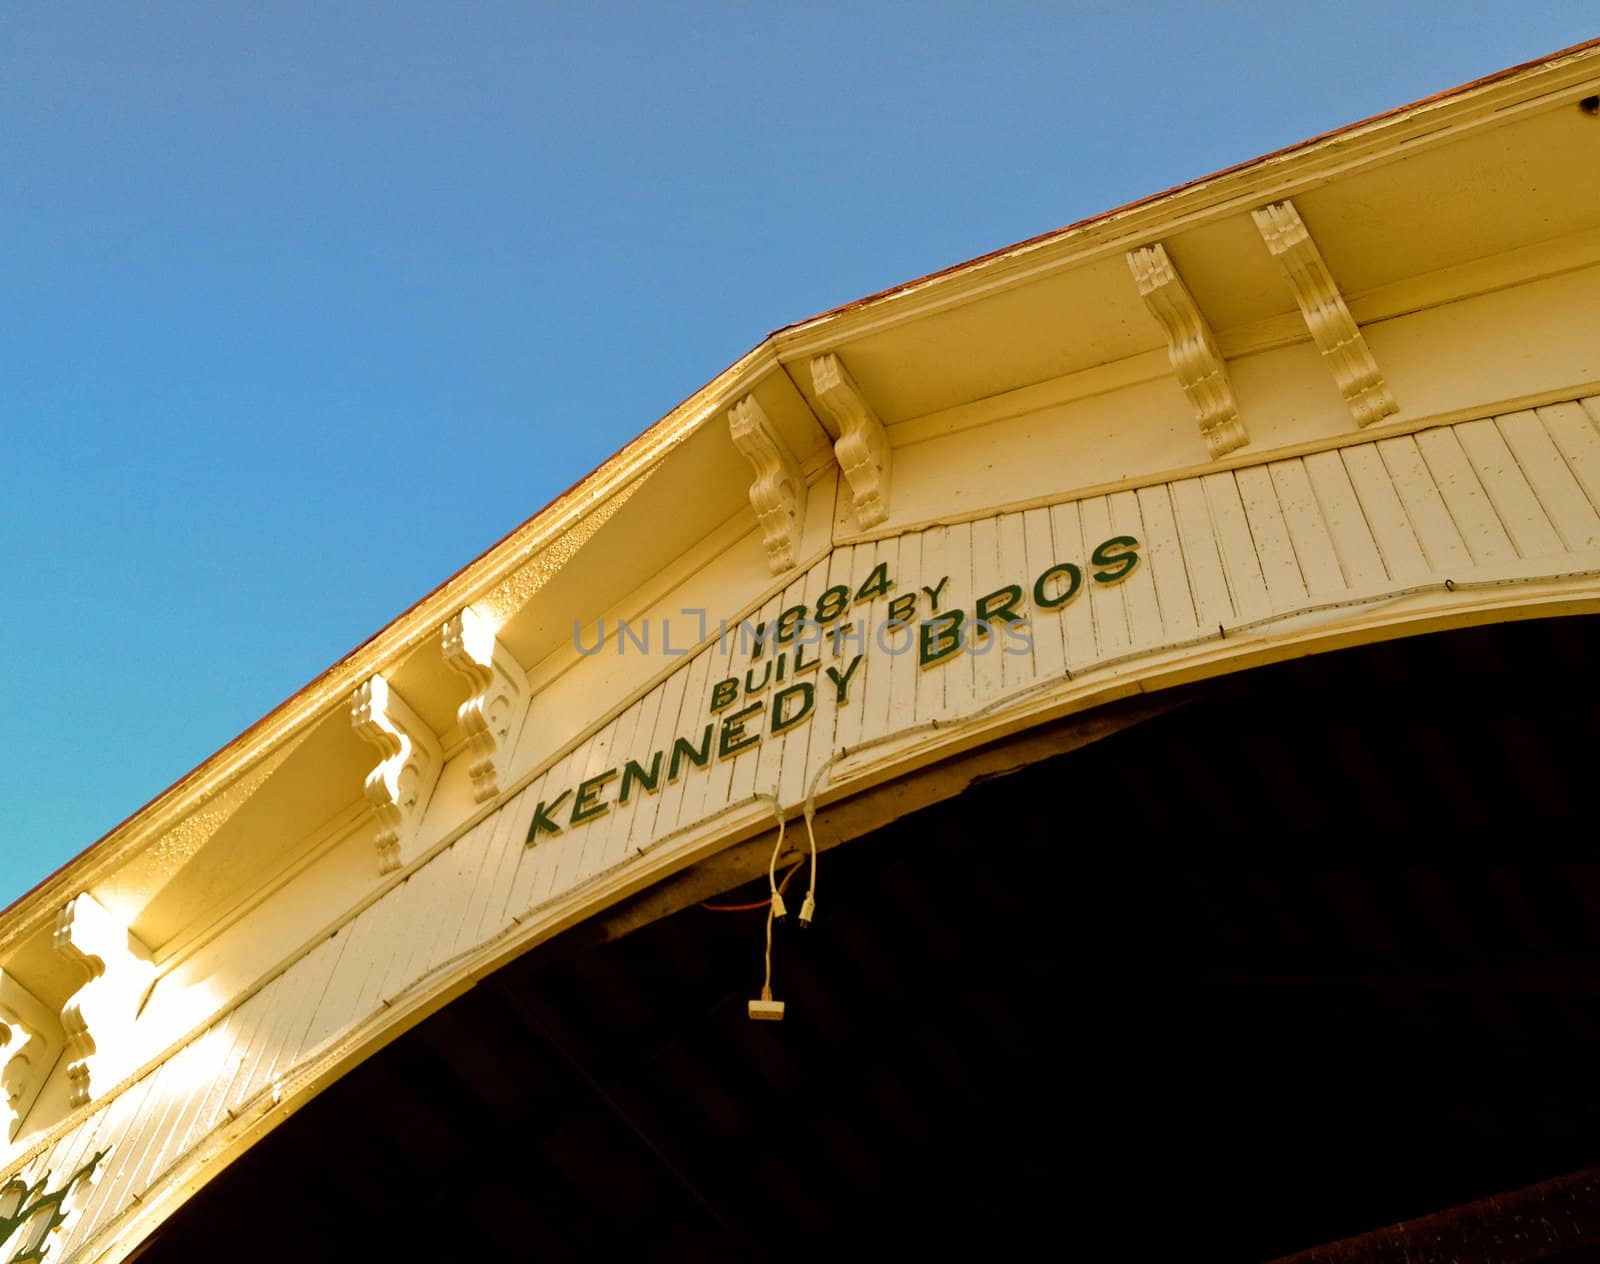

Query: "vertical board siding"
left=998, top=512, right=1037, bottom=688
left=1051, top=498, right=1102, bottom=664
left=416, top=834, right=489, bottom=981
left=856, top=535, right=901, bottom=747
left=1235, top=466, right=1309, bottom=611
left=1301, top=449, right=1387, bottom=588
left=31, top=1101, right=111, bottom=1256
left=1023, top=507, right=1069, bottom=675
left=1454, top=417, right=1564, bottom=559
left=348, top=871, right=432, bottom=1019
left=1539, top=402, right=1600, bottom=519
left=1267, top=460, right=1344, bottom=598
left=913, top=527, right=950, bottom=724
left=1413, top=428, right=1517, bottom=567
left=1203, top=472, right=1274, bottom=622
left=1341, top=445, right=1427, bottom=582
left=1497, top=409, right=1600, bottom=550
left=968, top=516, right=1003, bottom=705
left=943, top=521, right=978, bottom=715
left=1081, top=495, right=1131, bottom=655
left=40, top=399, right=1600, bottom=1263
left=57, top=1076, right=162, bottom=1257
left=465, top=794, right=533, bottom=947
left=577, top=693, right=646, bottom=883
left=1109, top=491, right=1165, bottom=651
left=624, top=647, right=696, bottom=856
left=171, top=981, right=278, bottom=1157
left=1135, top=485, right=1201, bottom=639
left=1168, top=477, right=1235, bottom=631
left=1377, top=436, right=1473, bottom=575
left=885, top=527, right=927, bottom=739
left=766, top=565, right=825, bottom=803
left=830, top=544, right=873, bottom=754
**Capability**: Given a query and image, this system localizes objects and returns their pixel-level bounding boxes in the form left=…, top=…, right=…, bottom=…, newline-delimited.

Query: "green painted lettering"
left=921, top=576, right=950, bottom=611
left=774, top=603, right=808, bottom=645
left=718, top=702, right=764, bottom=759
left=1091, top=535, right=1140, bottom=584
left=854, top=562, right=893, bottom=604
left=1033, top=562, right=1082, bottom=609
left=825, top=653, right=865, bottom=704
left=619, top=752, right=663, bottom=805
left=710, top=676, right=740, bottom=712
left=919, top=610, right=965, bottom=668
left=571, top=769, right=618, bottom=824
left=669, top=725, right=714, bottom=780
left=747, top=620, right=771, bottom=661
left=793, top=640, right=822, bottom=675
left=814, top=584, right=850, bottom=624
left=771, top=681, right=816, bottom=735
left=831, top=620, right=864, bottom=657
left=526, top=790, right=572, bottom=842
left=974, top=583, right=1024, bottom=626
left=887, top=591, right=917, bottom=625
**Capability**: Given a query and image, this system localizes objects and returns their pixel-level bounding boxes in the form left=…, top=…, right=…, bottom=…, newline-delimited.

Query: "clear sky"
left=3, top=3, right=1594, bottom=905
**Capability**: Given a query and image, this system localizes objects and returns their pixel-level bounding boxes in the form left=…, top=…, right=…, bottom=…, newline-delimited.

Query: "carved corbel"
left=1128, top=243, right=1247, bottom=459
left=0, top=973, right=59, bottom=1142
left=52, top=894, right=154, bottom=1109
left=0, top=1013, right=41, bottom=1144
left=441, top=607, right=529, bottom=805
left=811, top=353, right=892, bottom=528
left=729, top=394, right=807, bottom=573
left=1252, top=199, right=1397, bottom=427
left=351, top=674, right=444, bottom=874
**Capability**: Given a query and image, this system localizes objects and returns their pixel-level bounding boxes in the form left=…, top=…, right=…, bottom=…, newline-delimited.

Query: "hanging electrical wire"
left=699, top=859, right=803, bottom=912
left=748, top=793, right=789, bottom=1021
left=797, top=756, right=833, bottom=928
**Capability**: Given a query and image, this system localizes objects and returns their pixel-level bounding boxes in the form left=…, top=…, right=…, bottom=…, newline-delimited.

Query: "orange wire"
left=700, top=859, right=804, bottom=912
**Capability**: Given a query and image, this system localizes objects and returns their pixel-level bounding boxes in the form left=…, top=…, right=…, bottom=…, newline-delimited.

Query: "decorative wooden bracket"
left=1252, top=199, right=1398, bottom=428
left=351, top=674, right=444, bottom=874
left=811, top=353, right=892, bottom=528
left=1127, top=243, right=1248, bottom=459
left=441, top=607, right=529, bottom=805
left=52, top=894, right=154, bottom=1109
left=729, top=394, right=807, bottom=573
left=0, top=973, right=59, bottom=1142
left=0, top=1144, right=109, bottom=1262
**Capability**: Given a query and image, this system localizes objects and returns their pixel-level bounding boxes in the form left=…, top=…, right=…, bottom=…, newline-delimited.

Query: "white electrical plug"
left=748, top=986, right=785, bottom=1021
left=798, top=892, right=815, bottom=926
left=770, top=890, right=788, bottom=922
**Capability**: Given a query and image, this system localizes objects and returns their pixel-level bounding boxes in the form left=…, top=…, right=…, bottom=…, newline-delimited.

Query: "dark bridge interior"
left=134, top=614, right=1600, bottom=1262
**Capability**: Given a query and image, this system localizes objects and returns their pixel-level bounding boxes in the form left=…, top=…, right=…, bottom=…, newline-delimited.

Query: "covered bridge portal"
left=5, top=40, right=1600, bottom=1264
left=135, top=616, right=1600, bottom=1261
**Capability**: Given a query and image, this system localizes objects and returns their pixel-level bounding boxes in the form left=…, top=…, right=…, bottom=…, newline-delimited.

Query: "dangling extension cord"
left=797, top=797, right=818, bottom=927
left=766, top=794, right=790, bottom=923
left=797, top=755, right=833, bottom=928
left=749, top=794, right=789, bottom=1021
left=697, top=859, right=802, bottom=912
left=747, top=763, right=834, bottom=1021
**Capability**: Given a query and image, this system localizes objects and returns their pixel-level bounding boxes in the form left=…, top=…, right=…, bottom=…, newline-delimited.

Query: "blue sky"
left=3, top=3, right=1594, bottom=905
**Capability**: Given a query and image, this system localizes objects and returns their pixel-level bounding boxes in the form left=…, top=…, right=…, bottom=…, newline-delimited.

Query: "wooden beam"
left=1271, top=1166, right=1600, bottom=1263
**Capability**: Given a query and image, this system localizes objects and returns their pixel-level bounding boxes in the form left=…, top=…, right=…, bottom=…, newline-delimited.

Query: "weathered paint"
left=6, top=47, right=1600, bottom=1263
left=15, top=393, right=1600, bottom=1262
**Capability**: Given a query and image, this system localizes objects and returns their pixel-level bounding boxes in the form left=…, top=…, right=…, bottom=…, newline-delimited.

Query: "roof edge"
left=770, top=34, right=1600, bottom=340
left=8, top=35, right=1600, bottom=938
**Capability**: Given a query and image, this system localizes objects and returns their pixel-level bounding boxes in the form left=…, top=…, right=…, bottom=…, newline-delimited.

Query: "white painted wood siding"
left=20, top=398, right=1600, bottom=1263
